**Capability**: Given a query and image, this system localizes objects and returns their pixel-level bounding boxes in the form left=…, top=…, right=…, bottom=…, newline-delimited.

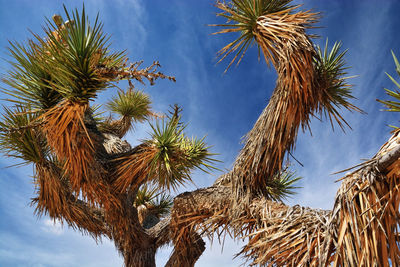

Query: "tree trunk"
left=165, top=232, right=205, bottom=267
left=124, top=246, right=157, bottom=267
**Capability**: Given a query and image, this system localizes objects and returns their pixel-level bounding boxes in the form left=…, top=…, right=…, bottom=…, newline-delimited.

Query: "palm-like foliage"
left=0, top=105, right=46, bottom=164
left=135, top=184, right=173, bottom=218
left=102, top=88, right=153, bottom=137
left=214, top=0, right=359, bottom=198
left=2, top=2, right=379, bottom=266
left=147, top=113, right=218, bottom=191
left=1, top=6, right=125, bottom=203
left=3, top=6, right=124, bottom=107
left=213, top=0, right=316, bottom=70
left=314, top=40, right=362, bottom=129
left=265, top=169, right=301, bottom=202
left=0, top=5, right=221, bottom=267
left=213, top=0, right=292, bottom=68
left=113, top=113, right=218, bottom=194
left=107, top=89, right=152, bottom=121
left=41, top=7, right=125, bottom=102
left=378, top=51, right=400, bottom=113
left=2, top=42, right=62, bottom=109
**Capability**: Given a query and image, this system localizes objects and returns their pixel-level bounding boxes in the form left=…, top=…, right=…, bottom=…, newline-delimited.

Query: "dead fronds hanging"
left=328, top=130, right=400, bottom=266
left=113, top=144, right=158, bottom=193
left=240, top=203, right=332, bottom=266
left=168, top=182, right=334, bottom=266
left=168, top=186, right=231, bottom=267
left=254, top=9, right=319, bottom=68
left=214, top=2, right=320, bottom=197
left=214, top=1, right=361, bottom=201
left=32, top=161, right=108, bottom=239
left=34, top=161, right=69, bottom=218
left=41, top=100, right=112, bottom=205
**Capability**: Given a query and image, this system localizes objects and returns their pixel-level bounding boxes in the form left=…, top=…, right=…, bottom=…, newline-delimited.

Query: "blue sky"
left=1, top=0, right=400, bottom=266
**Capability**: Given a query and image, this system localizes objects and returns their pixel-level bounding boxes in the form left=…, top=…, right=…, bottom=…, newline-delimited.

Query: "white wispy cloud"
left=42, top=219, right=64, bottom=236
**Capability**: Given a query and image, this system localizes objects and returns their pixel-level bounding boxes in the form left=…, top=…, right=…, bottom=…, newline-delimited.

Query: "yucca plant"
left=41, top=7, right=125, bottom=101
left=2, top=2, right=381, bottom=267
left=103, top=88, right=153, bottom=138
left=212, top=0, right=299, bottom=69
left=314, top=40, right=362, bottom=129
left=265, top=169, right=301, bottom=202
left=16, top=6, right=126, bottom=203
left=3, top=41, right=62, bottom=110
left=378, top=51, right=400, bottom=114
left=147, top=112, right=218, bottom=191
left=214, top=0, right=359, bottom=198
left=0, top=105, right=46, bottom=165
left=0, top=6, right=218, bottom=266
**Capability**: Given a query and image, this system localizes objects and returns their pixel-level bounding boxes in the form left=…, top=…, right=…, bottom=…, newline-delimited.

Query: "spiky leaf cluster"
left=3, top=41, right=62, bottom=109
left=213, top=0, right=295, bottom=69
left=2, top=5, right=125, bottom=108
left=265, top=170, right=301, bottom=202
left=0, top=106, right=47, bottom=164
left=0, top=6, right=220, bottom=266
left=135, top=184, right=173, bottom=218
left=314, top=40, right=361, bottom=129
left=40, top=7, right=125, bottom=102
left=378, top=51, right=400, bottom=114
left=107, top=89, right=152, bottom=121
left=148, top=114, right=218, bottom=191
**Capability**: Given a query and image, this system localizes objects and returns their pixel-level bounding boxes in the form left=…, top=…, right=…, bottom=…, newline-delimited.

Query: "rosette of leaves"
left=103, top=88, right=152, bottom=138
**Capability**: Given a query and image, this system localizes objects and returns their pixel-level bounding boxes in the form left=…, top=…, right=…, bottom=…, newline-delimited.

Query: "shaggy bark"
left=42, top=114, right=400, bottom=266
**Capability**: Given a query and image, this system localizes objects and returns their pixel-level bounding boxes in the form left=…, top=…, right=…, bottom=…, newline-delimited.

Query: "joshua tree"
left=2, top=1, right=400, bottom=267
left=0, top=7, right=217, bottom=266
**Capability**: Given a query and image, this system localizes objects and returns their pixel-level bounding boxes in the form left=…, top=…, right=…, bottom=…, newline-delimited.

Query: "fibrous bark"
left=163, top=130, right=400, bottom=266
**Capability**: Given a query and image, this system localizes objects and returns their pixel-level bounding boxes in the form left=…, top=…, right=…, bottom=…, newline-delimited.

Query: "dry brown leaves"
left=41, top=100, right=117, bottom=208
left=230, top=9, right=321, bottom=197
left=112, top=144, right=157, bottom=193
left=331, top=140, right=400, bottom=266
left=33, top=161, right=107, bottom=239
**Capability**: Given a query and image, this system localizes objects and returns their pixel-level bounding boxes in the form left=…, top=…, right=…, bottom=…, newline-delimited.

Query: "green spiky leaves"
left=265, top=169, right=301, bottom=202
left=107, top=89, right=152, bottom=122
left=41, top=6, right=125, bottom=102
left=3, top=41, right=63, bottom=110
left=147, top=113, right=218, bottom=191
left=2, top=5, right=125, bottom=107
left=314, top=40, right=362, bottom=130
left=378, top=51, right=400, bottom=113
left=0, top=106, right=47, bottom=165
left=135, top=184, right=173, bottom=218
left=100, top=89, right=153, bottom=137
left=212, top=0, right=295, bottom=70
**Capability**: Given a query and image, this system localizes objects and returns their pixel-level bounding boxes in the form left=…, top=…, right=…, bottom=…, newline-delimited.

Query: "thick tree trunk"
left=165, top=232, right=205, bottom=267
left=124, top=246, right=157, bottom=267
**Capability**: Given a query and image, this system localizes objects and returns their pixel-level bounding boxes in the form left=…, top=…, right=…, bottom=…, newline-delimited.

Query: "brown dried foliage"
left=33, top=161, right=107, bottom=239
left=241, top=203, right=333, bottom=266
left=113, top=144, right=158, bottom=193
left=41, top=100, right=117, bottom=208
left=329, top=131, right=400, bottom=266
left=168, top=183, right=333, bottom=266
left=231, top=10, right=320, bottom=197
